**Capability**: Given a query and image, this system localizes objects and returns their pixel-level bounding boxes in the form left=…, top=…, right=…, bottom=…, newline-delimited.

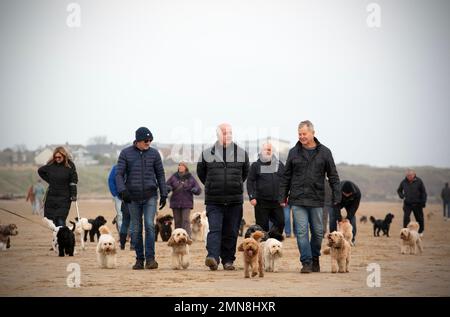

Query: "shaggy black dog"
left=360, top=215, right=368, bottom=224
left=370, top=213, right=395, bottom=237
left=244, top=224, right=284, bottom=242
left=155, top=214, right=174, bottom=242
left=57, top=225, right=75, bottom=257
left=238, top=218, right=246, bottom=237
left=84, top=216, right=107, bottom=242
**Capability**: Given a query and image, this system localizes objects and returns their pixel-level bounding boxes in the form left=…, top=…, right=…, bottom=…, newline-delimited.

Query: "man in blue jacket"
left=116, top=127, right=168, bottom=270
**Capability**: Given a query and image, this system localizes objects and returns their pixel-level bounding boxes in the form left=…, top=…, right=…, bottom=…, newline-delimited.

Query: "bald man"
left=397, top=169, right=427, bottom=235
left=197, top=123, right=250, bottom=271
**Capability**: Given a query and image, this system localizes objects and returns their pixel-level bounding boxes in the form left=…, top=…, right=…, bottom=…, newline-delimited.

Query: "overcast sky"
left=0, top=0, right=449, bottom=167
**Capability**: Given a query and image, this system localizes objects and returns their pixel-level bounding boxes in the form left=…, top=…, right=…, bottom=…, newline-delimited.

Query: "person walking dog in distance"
left=116, top=127, right=168, bottom=270
left=38, top=147, right=78, bottom=226
left=279, top=120, right=341, bottom=273
left=397, top=169, right=427, bottom=235
left=197, top=123, right=250, bottom=271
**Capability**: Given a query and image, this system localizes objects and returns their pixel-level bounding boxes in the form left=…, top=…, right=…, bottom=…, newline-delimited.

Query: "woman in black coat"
left=38, top=146, right=78, bottom=226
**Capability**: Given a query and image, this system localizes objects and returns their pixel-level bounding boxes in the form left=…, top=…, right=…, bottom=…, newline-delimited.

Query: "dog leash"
left=0, top=206, right=52, bottom=230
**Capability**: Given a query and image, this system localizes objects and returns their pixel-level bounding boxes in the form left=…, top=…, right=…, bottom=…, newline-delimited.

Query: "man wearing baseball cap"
left=116, top=127, right=168, bottom=270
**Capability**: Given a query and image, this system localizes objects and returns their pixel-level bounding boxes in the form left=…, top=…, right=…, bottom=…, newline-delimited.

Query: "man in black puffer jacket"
left=247, top=142, right=285, bottom=240
left=279, top=120, right=340, bottom=274
left=397, top=169, right=427, bottom=234
left=197, top=123, right=249, bottom=271
left=116, top=127, right=168, bottom=270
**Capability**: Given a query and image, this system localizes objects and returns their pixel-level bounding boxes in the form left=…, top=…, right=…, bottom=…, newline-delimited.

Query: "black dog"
left=370, top=213, right=395, bottom=237
left=57, top=225, right=75, bottom=257
left=238, top=218, right=246, bottom=237
left=155, top=214, right=174, bottom=242
left=84, top=216, right=107, bottom=242
left=244, top=224, right=284, bottom=242
left=360, top=216, right=368, bottom=224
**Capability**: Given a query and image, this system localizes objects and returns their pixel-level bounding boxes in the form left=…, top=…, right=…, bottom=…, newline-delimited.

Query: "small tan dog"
left=238, top=231, right=264, bottom=278
left=400, top=221, right=423, bottom=255
left=168, top=228, right=193, bottom=269
left=262, top=238, right=283, bottom=272
left=96, top=225, right=117, bottom=268
left=338, top=219, right=353, bottom=246
left=190, top=211, right=209, bottom=242
left=324, top=231, right=351, bottom=273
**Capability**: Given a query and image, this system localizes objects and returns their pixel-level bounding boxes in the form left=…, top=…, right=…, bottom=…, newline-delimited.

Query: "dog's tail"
left=99, top=225, right=110, bottom=235
left=69, top=221, right=76, bottom=231
left=370, top=216, right=376, bottom=224
left=251, top=230, right=264, bottom=242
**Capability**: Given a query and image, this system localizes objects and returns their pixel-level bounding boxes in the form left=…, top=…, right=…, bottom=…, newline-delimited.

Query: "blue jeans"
left=283, top=205, right=292, bottom=236
left=127, top=197, right=157, bottom=261
left=206, top=204, right=243, bottom=265
left=328, top=206, right=357, bottom=243
left=120, top=202, right=131, bottom=235
left=292, top=206, right=323, bottom=264
left=444, top=202, right=450, bottom=218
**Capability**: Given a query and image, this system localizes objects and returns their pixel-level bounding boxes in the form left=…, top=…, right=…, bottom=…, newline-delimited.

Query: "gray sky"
left=0, top=0, right=449, bottom=167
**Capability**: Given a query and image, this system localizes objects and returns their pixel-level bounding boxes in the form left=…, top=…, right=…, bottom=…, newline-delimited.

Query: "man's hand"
left=70, top=196, right=77, bottom=202
left=159, top=196, right=167, bottom=210
left=119, top=190, right=132, bottom=203
left=250, top=199, right=257, bottom=207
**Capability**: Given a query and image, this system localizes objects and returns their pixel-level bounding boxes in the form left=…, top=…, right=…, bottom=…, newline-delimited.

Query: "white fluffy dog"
left=69, top=217, right=92, bottom=250
left=262, top=238, right=283, bottom=272
left=96, top=225, right=117, bottom=268
left=190, top=211, right=209, bottom=242
left=400, top=221, right=423, bottom=255
left=168, top=228, right=192, bottom=270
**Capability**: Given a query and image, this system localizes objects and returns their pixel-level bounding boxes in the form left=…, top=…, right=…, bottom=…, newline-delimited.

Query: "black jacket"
left=279, top=138, right=340, bottom=207
left=197, top=142, right=250, bottom=205
left=337, top=180, right=361, bottom=218
left=441, top=186, right=450, bottom=203
left=247, top=156, right=285, bottom=202
left=38, top=160, right=78, bottom=219
left=397, top=177, right=427, bottom=206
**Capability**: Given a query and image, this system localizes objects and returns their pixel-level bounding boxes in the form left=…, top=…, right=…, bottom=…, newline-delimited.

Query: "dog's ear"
left=186, top=235, right=193, bottom=245
left=167, top=235, right=175, bottom=247
left=238, top=242, right=244, bottom=252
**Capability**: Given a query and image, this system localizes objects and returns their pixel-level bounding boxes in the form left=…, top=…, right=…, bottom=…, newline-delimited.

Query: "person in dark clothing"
left=116, top=127, right=168, bottom=270
left=279, top=120, right=341, bottom=274
left=38, top=146, right=78, bottom=227
left=247, top=142, right=285, bottom=239
left=441, top=183, right=450, bottom=220
left=329, top=180, right=361, bottom=243
left=397, top=169, right=427, bottom=234
left=166, top=162, right=202, bottom=236
left=197, top=123, right=249, bottom=271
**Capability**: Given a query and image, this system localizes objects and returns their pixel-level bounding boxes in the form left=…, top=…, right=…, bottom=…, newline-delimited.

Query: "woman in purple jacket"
left=166, top=162, right=202, bottom=236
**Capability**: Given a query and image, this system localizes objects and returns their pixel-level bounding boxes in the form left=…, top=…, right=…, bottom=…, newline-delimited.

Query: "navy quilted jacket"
left=115, top=144, right=168, bottom=201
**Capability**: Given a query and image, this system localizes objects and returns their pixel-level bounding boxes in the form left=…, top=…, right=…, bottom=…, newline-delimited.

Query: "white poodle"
left=96, top=225, right=117, bottom=268
left=262, top=238, right=283, bottom=272
left=168, top=228, right=192, bottom=270
left=69, top=217, right=92, bottom=250
left=400, top=222, right=423, bottom=255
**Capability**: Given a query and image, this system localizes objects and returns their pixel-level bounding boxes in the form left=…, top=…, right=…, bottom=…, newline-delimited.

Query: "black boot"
left=300, top=262, right=312, bottom=273
left=119, top=233, right=127, bottom=250
left=312, top=257, right=320, bottom=272
left=132, top=259, right=144, bottom=270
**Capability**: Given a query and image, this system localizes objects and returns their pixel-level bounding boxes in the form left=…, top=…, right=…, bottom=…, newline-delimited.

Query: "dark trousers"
left=403, top=204, right=424, bottom=233
left=254, top=201, right=285, bottom=236
left=172, top=208, right=192, bottom=236
left=206, top=204, right=243, bottom=265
